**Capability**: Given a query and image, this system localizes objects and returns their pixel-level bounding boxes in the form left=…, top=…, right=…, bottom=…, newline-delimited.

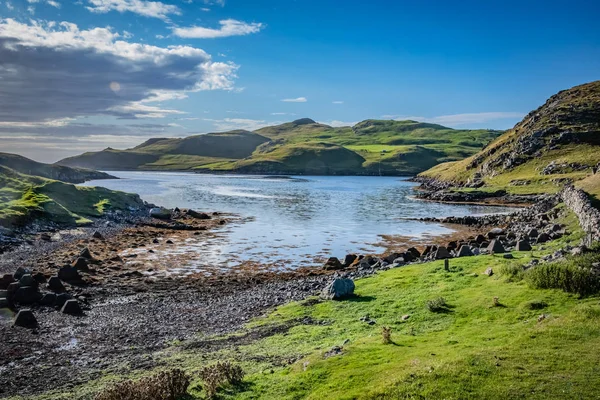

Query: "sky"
left=0, top=0, right=599, bottom=163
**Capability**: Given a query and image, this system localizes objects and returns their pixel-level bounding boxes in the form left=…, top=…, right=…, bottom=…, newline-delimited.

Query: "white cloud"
left=332, top=100, right=344, bottom=104
left=86, top=0, right=181, bottom=20
left=46, top=0, right=60, bottom=7
left=281, top=97, right=307, bottom=103
left=271, top=112, right=296, bottom=116
left=6, top=1, right=14, bottom=10
left=386, top=112, right=525, bottom=127
left=319, top=120, right=357, bottom=127
left=173, top=19, right=263, bottom=39
left=203, top=118, right=275, bottom=131
left=0, top=18, right=239, bottom=123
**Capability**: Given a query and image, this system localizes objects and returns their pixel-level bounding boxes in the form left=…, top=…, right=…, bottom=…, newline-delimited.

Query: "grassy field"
left=27, top=208, right=600, bottom=400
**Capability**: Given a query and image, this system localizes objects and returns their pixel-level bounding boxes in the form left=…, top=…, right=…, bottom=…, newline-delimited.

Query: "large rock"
left=13, top=286, right=42, bottom=305
left=13, top=267, right=29, bottom=280
left=19, top=274, right=36, bottom=288
left=79, top=247, right=93, bottom=259
left=487, top=239, right=506, bottom=254
left=406, top=247, right=421, bottom=259
left=537, top=233, right=551, bottom=243
left=72, top=257, right=90, bottom=272
left=0, top=298, right=8, bottom=308
left=0, top=274, right=15, bottom=290
left=322, top=278, right=355, bottom=300
left=324, top=257, right=344, bottom=270
left=516, top=240, right=532, bottom=251
left=343, top=254, right=358, bottom=267
left=456, top=245, right=474, bottom=257
left=92, top=231, right=104, bottom=240
left=149, top=207, right=172, bottom=220
left=47, top=276, right=65, bottom=292
left=58, top=265, right=81, bottom=282
left=185, top=209, right=211, bottom=219
left=40, top=293, right=57, bottom=306
left=528, top=228, right=539, bottom=238
left=14, top=309, right=37, bottom=328
left=55, top=293, right=73, bottom=308
left=61, top=299, right=83, bottom=315
left=487, top=228, right=504, bottom=239
left=433, top=246, right=451, bottom=260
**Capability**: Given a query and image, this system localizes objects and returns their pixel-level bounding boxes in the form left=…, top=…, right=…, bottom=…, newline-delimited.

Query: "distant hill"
left=57, top=118, right=502, bottom=176
left=0, top=165, right=144, bottom=227
left=419, top=80, right=600, bottom=199
left=0, top=152, right=114, bottom=183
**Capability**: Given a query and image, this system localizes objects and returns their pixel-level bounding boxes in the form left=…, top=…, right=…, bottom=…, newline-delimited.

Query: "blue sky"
left=0, top=0, right=599, bottom=162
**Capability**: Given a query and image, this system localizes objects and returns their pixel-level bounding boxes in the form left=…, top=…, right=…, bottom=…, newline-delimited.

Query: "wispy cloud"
left=281, top=97, right=307, bottom=103
left=203, top=118, right=277, bottom=131
left=319, top=120, right=357, bottom=127
left=271, top=112, right=296, bottom=116
left=173, top=19, right=263, bottom=39
left=332, top=100, right=344, bottom=104
left=383, top=112, right=525, bottom=127
left=86, top=0, right=181, bottom=20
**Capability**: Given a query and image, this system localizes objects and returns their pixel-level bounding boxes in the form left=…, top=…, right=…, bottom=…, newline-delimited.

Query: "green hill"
left=0, top=165, right=144, bottom=227
left=57, top=118, right=501, bottom=175
left=0, top=152, right=114, bottom=183
left=419, top=81, right=600, bottom=198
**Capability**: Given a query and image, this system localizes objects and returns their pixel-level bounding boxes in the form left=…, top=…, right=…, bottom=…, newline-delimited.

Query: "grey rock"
left=487, top=239, right=506, bottom=254
left=14, top=267, right=29, bottom=280
left=58, top=265, right=81, bottom=282
left=484, top=267, right=494, bottom=276
left=0, top=298, right=8, bottom=308
left=343, top=254, right=358, bottom=267
left=61, top=299, right=83, bottom=315
left=323, top=257, right=344, bottom=270
left=19, top=274, right=36, bottom=287
left=14, top=309, right=37, bottom=328
left=72, top=257, right=89, bottom=272
left=79, top=247, right=93, bottom=259
left=516, top=240, right=532, bottom=251
left=322, top=278, right=355, bottom=300
left=48, top=276, right=65, bottom=292
left=40, top=293, right=56, bottom=306
left=92, top=231, right=104, bottom=240
left=0, top=274, right=15, bottom=290
left=13, top=286, right=42, bottom=305
left=456, top=245, right=474, bottom=257
left=528, top=228, right=539, bottom=238
left=55, top=293, right=72, bottom=308
left=537, top=233, right=551, bottom=243
left=149, top=207, right=172, bottom=220
left=434, top=246, right=451, bottom=259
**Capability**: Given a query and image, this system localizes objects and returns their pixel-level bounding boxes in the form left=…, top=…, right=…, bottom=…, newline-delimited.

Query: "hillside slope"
left=419, top=81, right=600, bottom=197
left=0, top=152, right=114, bottom=183
left=0, top=165, right=144, bottom=227
left=57, top=119, right=501, bottom=176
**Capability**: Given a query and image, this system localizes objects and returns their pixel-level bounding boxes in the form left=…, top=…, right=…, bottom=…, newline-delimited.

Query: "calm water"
left=83, top=172, right=514, bottom=270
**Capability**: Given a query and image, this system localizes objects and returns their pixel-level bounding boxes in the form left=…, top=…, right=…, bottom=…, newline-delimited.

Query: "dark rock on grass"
left=456, top=245, right=474, bottom=257
left=61, top=299, right=83, bottom=315
left=55, top=293, right=72, bottom=308
left=72, top=257, right=89, bottom=272
left=58, top=265, right=81, bottom=282
left=343, top=254, right=357, bottom=267
left=484, top=267, right=494, bottom=276
left=487, top=239, right=506, bottom=254
left=13, top=286, right=42, bottom=305
left=13, top=309, right=37, bottom=328
left=48, top=276, right=65, bottom=292
left=322, top=278, right=355, bottom=300
left=434, top=246, right=451, bottom=260
left=324, top=257, right=344, bottom=270
left=537, top=233, right=551, bottom=243
left=516, top=240, right=532, bottom=251
left=40, top=293, right=56, bottom=306
left=0, top=273, right=15, bottom=290
left=503, top=254, right=515, bottom=259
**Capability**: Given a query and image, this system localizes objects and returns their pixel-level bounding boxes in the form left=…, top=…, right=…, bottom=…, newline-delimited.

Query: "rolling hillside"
left=57, top=119, right=502, bottom=176
left=419, top=80, right=600, bottom=198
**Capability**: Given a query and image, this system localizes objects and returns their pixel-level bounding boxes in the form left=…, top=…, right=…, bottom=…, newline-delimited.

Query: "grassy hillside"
left=57, top=119, right=501, bottom=176
left=0, top=152, right=114, bottom=184
left=35, top=209, right=600, bottom=399
left=0, top=165, right=144, bottom=227
left=419, top=81, right=600, bottom=196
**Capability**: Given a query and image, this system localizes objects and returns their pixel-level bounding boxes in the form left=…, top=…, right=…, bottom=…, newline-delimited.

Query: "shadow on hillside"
left=346, top=295, right=376, bottom=303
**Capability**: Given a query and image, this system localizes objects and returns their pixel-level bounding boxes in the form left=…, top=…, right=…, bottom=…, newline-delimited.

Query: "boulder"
left=475, top=234, right=486, bottom=244
left=528, top=228, right=539, bottom=238
left=92, top=231, right=104, bottom=240
left=516, top=240, right=532, bottom=251
left=537, top=233, right=551, bottom=243
left=48, top=276, right=65, bottom=292
left=323, top=257, right=344, bottom=270
left=322, top=278, right=355, bottom=300
left=503, top=254, right=515, bottom=259
left=487, top=239, right=506, bottom=254
left=0, top=298, right=8, bottom=308
left=58, top=265, right=81, bottom=282
left=13, top=309, right=37, bottom=328
left=384, top=252, right=402, bottom=264
left=13, top=286, right=42, bottom=305
left=61, top=299, right=83, bottom=315
left=149, top=207, right=172, bottom=220
left=484, top=267, right=494, bottom=276
left=422, top=245, right=434, bottom=257
left=406, top=247, right=421, bottom=259
left=40, top=293, right=56, bottom=306
left=447, top=241, right=458, bottom=251
left=19, top=274, right=37, bottom=288
left=434, top=246, right=451, bottom=260
left=79, top=247, right=93, bottom=259
left=72, top=257, right=89, bottom=272
left=55, top=293, right=72, bottom=308
left=6, top=282, right=20, bottom=298
left=33, top=272, right=47, bottom=284
left=487, top=228, right=504, bottom=239
left=40, top=233, right=52, bottom=241
left=14, top=267, right=29, bottom=280
left=186, top=209, right=211, bottom=219
left=0, top=274, right=15, bottom=290
left=456, top=245, right=474, bottom=257
left=343, top=254, right=358, bottom=267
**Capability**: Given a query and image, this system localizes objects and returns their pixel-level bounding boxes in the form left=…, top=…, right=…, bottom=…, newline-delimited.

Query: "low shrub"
left=525, top=257, right=600, bottom=297
left=426, top=297, right=448, bottom=312
left=94, top=369, right=190, bottom=400
left=499, top=263, right=524, bottom=282
left=199, top=361, right=245, bottom=399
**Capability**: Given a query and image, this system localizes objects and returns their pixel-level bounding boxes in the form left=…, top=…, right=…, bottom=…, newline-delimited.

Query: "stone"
left=487, top=239, right=506, bottom=254
left=19, top=274, right=37, bottom=288
left=149, top=207, right=172, bottom=220
left=92, top=231, right=104, bottom=240
left=433, top=246, right=451, bottom=260
left=406, top=247, right=421, bottom=259
left=528, top=228, right=539, bottom=238
left=475, top=234, right=486, bottom=244
left=13, top=286, right=42, bottom=305
left=0, top=298, right=8, bottom=308
left=343, top=254, right=358, bottom=267
left=79, top=247, right=93, bottom=259
left=61, top=299, right=83, bottom=315
left=516, top=240, right=532, bottom=251
left=0, top=273, right=15, bottom=290
left=72, top=257, right=89, bottom=272
left=33, top=272, right=46, bottom=284
left=503, top=254, right=514, bottom=259
left=40, top=293, right=56, bottom=306
left=186, top=209, right=211, bottom=219
left=571, top=246, right=587, bottom=256
left=152, top=238, right=160, bottom=244
left=422, top=245, right=434, bottom=257
left=13, top=309, right=37, bottom=328
left=487, top=228, right=504, bottom=239
left=384, top=252, right=402, bottom=264
left=323, top=257, right=344, bottom=270
left=537, top=233, right=551, bottom=243
left=456, top=245, right=474, bottom=257
left=58, top=265, right=81, bottom=282
left=321, top=278, right=355, bottom=300
left=13, top=267, right=29, bottom=280
left=55, top=293, right=72, bottom=308
left=401, top=314, right=410, bottom=321
left=6, top=282, right=20, bottom=298
left=48, top=276, right=65, bottom=292
left=484, top=267, right=494, bottom=276
left=40, top=233, right=52, bottom=241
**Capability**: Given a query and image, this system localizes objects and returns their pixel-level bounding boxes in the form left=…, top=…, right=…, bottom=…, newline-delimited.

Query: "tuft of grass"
left=426, top=297, right=448, bottom=312
left=94, top=369, right=190, bottom=400
left=199, top=361, right=245, bottom=399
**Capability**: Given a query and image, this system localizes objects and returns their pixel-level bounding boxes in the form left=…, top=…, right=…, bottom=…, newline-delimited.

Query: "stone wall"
left=560, top=185, right=600, bottom=242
